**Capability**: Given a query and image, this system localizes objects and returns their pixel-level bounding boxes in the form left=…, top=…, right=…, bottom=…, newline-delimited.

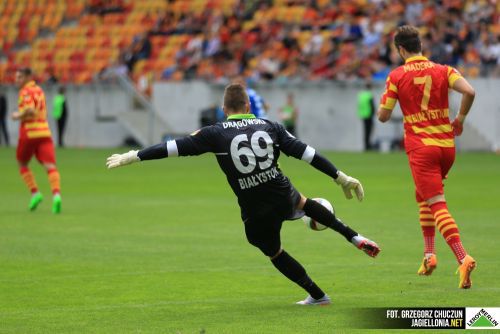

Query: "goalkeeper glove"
left=334, top=171, right=364, bottom=201
left=106, top=150, right=140, bottom=169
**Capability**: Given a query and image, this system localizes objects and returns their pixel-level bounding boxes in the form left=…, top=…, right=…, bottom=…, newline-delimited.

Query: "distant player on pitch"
left=11, top=68, right=62, bottom=213
left=378, top=26, right=476, bottom=288
left=107, top=83, right=380, bottom=305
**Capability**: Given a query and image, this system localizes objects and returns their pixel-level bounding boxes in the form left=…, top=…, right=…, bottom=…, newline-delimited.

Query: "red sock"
left=418, top=202, right=435, bottom=255
left=429, top=201, right=467, bottom=263
left=20, top=166, right=38, bottom=194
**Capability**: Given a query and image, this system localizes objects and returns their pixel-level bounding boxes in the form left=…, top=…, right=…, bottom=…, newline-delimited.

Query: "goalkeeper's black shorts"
left=241, top=185, right=304, bottom=257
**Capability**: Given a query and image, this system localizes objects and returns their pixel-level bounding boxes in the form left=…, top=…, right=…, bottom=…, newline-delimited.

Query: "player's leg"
left=58, top=111, right=67, bottom=147
left=363, top=118, right=372, bottom=150
left=16, top=139, right=42, bottom=210
left=271, top=249, right=330, bottom=305
left=412, top=146, right=475, bottom=287
left=416, top=192, right=437, bottom=275
left=36, top=138, right=62, bottom=214
left=427, top=148, right=472, bottom=264
left=297, top=194, right=380, bottom=257
left=243, top=216, right=329, bottom=305
left=427, top=193, right=475, bottom=288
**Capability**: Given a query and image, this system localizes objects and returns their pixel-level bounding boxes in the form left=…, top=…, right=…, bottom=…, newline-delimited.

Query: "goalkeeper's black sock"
left=303, top=198, right=358, bottom=242
left=271, top=250, right=325, bottom=300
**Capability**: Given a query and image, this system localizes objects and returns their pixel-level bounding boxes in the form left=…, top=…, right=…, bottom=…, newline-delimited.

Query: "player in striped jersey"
left=378, top=26, right=476, bottom=288
left=12, top=68, right=62, bottom=213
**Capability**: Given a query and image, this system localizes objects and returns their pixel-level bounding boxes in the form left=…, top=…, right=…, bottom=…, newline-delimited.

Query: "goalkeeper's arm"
left=107, top=127, right=216, bottom=169
left=307, top=150, right=364, bottom=202
left=276, top=123, right=364, bottom=202
left=106, top=141, right=175, bottom=169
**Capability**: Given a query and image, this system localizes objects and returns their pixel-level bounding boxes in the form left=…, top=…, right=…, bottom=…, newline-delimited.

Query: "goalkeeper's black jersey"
left=173, top=114, right=313, bottom=217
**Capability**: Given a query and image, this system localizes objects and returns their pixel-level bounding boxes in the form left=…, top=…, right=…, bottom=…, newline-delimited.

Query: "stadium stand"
left=0, top=0, right=499, bottom=85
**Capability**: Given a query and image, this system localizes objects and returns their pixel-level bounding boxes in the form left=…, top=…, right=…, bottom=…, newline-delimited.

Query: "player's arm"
left=276, top=124, right=364, bottom=201
left=106, top=127, right=215, bottom=169
left=11, top=108, right=35, bottom=121
left=377, top=75, right=398, bottom=123
left=12, top=92, right=36, bottom=121
left=448, top=68, right=475, bottom=136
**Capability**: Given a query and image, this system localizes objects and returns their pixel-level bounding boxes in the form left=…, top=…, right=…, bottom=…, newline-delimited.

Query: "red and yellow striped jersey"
left=379, top=56, right=462, bottom=153
left=18, top=80, right=51, bottom=140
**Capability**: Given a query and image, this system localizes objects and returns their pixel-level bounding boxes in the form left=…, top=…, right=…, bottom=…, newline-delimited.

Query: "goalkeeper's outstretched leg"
left=299, top=196, right=381, bottom=258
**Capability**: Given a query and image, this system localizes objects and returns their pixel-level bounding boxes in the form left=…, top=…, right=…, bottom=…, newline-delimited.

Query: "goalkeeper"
left=107, top=83, right=380, bottom=306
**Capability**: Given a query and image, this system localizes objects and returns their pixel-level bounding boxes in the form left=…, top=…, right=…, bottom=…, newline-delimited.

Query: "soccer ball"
left=302, top=198, right=333, bottom=231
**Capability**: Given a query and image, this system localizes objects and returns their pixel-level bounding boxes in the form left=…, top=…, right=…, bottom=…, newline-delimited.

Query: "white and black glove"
left=334, top=171, right=364, bottom=201
left=106, top=150, right=140, bottom=169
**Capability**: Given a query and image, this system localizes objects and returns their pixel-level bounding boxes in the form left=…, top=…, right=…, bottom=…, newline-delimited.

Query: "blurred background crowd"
left=0, top=0, right=499, bottom=87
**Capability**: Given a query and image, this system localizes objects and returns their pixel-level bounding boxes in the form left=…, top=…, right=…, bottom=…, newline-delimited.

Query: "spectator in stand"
left=302, top=3, right=319, bottom=28
left=258, top=50, right=281, bottom=81
left=463, top=42, right=482, bottom=77
left=429, top=32, right=449, bottom=64
left=45, top=68, right=58, bottom=84
left=405, top=0, right=423, bottom=26
left=135, top=33, right=151, bottom=60
left=151, top=11, right=176, bottom=36
left=342, top=14, right=363, bottom=42
left=123, top=33, right=152, bottom=73
left=204, top=32, right=221, bottom=57
left=493, top=37, right=500, bottom=77
left=303, top=26, right=324, bottom=56
left=479, top=34, right=500, bottom=76
left=183, top=35, right=204, bottom=75
left=99, top=56, right=128, bottom=81
left=89, top=0, right=124, bottom=16
left=122, top=48, right=135, bottom=73
left=362, top=22, right=382, bottom=49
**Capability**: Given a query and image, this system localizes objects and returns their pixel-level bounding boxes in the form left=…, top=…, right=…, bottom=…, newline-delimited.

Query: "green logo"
left=468, top=309, right=498, bottom=328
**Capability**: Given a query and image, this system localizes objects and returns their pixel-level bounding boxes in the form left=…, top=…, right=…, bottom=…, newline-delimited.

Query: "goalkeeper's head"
left=223, top=83, right=250, bottom=116
left=394, top=25, right=422, bottom=60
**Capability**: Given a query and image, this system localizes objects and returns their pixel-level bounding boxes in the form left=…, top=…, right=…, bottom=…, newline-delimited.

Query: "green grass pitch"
left=0, top=148, right=499, bottom=333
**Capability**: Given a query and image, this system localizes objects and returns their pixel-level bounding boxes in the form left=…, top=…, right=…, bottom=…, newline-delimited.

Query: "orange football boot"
left=417, top=254, right=437, bottom=276
left=457, top=255, right=476, bottom=289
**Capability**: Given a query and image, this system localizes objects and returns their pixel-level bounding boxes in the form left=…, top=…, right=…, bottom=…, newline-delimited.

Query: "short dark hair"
left=394, top=25, right=422, bottom=53
left=223, top=83, right=248, bottom=112
left=17, top=67, right=32, bottom=76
